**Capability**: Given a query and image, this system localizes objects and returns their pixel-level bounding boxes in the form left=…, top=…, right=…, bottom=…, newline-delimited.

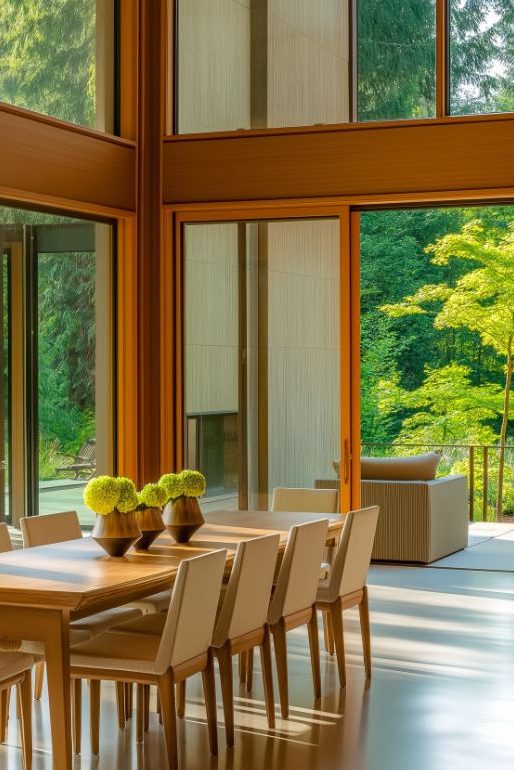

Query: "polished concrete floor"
left=1, top=563, right=514, bottom=769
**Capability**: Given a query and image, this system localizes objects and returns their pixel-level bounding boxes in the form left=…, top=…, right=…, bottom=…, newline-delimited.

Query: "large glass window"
left=450, top=0, right=514, bottom=116
left=356, top=0, right=437, bottom=121
left=0, top=1, right=117, bottom=131
left=0, top=208, right=114, bottom=527
left=183, top=218, right=340, bottom=511
left=176, top=0, right=350, bottom=133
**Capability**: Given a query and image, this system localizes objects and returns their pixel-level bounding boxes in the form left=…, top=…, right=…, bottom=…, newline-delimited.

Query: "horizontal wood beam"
left=164, top=115, right=514, bottom=204
left=0, top=104, right=136, bottom=213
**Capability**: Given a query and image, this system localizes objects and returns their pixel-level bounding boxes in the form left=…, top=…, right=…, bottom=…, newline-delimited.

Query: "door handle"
left=343, top=439, right=350, bottom=484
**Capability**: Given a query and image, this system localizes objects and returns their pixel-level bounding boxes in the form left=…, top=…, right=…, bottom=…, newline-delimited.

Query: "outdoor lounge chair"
left=56, top=438, right=96, bottom=479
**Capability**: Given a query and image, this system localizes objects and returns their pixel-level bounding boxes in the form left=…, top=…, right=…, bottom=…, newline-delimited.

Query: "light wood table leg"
left=43, top=610, right=72, bottom=770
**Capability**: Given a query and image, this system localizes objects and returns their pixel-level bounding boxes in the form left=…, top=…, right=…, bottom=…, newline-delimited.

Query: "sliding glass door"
left=181, top=209, right=353, bottom=512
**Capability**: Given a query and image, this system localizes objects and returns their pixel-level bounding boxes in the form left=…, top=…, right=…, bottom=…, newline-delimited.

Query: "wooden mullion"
left=436, top=0, right=450, bottom=118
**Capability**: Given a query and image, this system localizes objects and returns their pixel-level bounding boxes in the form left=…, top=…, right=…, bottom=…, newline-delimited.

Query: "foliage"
left=83, top=475, right=138, bottom=516
left=358, top=0, right=514, bottom=120
left=0, top=0, right=96, bottom=126
left=138, top=483, right=167, bottom=511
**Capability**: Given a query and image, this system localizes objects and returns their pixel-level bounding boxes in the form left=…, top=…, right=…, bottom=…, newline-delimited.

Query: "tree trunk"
left=496, top=336, right=513, bottom=521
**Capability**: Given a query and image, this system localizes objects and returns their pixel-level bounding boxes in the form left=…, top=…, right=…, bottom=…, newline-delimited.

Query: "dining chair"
left=210, top=533, right=279, bottom=746
left=69, top=549, right=227, bottom=770
left=270, top=486, right=340, bottom=656
left=20, top=511, right=143, bottom=701
left=267, top=518, right=329, bottom=718
left=0, top=652, right=33, bottom=770
left=315, top=506, right=379, bottom=687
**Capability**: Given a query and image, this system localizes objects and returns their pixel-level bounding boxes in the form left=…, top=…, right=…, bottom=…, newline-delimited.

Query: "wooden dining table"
left=0, top=509, right=344, bottom=770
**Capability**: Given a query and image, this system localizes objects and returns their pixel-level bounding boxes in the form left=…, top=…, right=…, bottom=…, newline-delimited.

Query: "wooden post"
left=482, top=446, right=488, bottom=522
left=468, top=445, right=474, bottom=521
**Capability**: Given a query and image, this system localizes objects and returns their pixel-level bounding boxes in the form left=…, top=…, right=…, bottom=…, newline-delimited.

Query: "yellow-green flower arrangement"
left=159, top=469, right=206, bottom=502
left=137, top=482, right=167, bottom=511
left=83, top=475, right=139, bottom=515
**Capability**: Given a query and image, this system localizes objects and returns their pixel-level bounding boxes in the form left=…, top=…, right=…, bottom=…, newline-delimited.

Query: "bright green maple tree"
left=383, top=220, right=514, bottom=517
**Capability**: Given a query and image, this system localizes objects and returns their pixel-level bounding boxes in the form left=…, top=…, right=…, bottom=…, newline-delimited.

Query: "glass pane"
left=0, top=246, right=10, bottom=524
left=184, top=218, right=340, bottom=511
left=450, top=0, right=514, bottom=115
left=0, top=1, right=116, bottom=131
left=0, top=208, right=113, bottom=528
left=356, top=0, right=437, bottom=121
left=176, top=0, right=350, bottom=134
left=360, top=204, right=514, bottom=521
left=36, top=222, right=113, bottom=526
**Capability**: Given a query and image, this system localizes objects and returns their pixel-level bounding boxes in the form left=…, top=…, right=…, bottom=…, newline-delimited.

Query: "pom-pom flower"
left=83, top=475, right=138, bottom=515
left=138, top=483, right=167, bottom=510
left=179, top=469, right=206, bottom=498
left=159, top=473, right=183, bottom=502
left=83, top=476, right=120, bottom=515
left=116, top=477, right=138, bottom=513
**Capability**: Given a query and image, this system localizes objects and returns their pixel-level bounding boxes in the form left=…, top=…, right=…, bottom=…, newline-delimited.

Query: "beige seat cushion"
left=71, top=630, right=161, bottom=675
left=0, top=652, right=33, bottom=682
left=360, top=452, right=441, bottom=481
left=16, top=628, right=90, bottom=655
left=128, top=590, right=171, bottom=614
left=109, top=613, right=166, bottom=636
left=72, top=606, right=142, bottom=636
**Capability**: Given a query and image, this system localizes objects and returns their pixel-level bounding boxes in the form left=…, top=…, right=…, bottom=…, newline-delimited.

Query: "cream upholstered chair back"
left=268, top=519, right=329, bottom=625
left=324, top=506, right=379, bottom=603
left=213, top=534, right=280, bottom=648
left=0, top=523, right=12, bottom=553
left=20, top=510, right=82, bottom=548
left=156, top=549, right=226, bottom=674
left=271, top=487, right=339, bottom=514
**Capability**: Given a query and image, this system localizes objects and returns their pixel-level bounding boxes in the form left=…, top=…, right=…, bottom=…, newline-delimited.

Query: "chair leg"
left=271, top=621, right=289, bottom=719
left=307, top=608, right=322, bottom=699
left=0, top=689, right=8, bottom=743
left=216, top=644, right=234, bottom=748
left=176, top=680, right=186, bottom=718
left=330, top=600, right=346, bottom=688
left=259, top=628, right=275, bottom=730
left=18, top=674, right=32, bottom=770
left=144, top=685, right=150, bottom=732
left=124, top=682, right=133, bottom=719
left=34, top=662, right=44, bottom=701
left=136, top=684, right=145, bottom=743
left=158, top=671, right=178, bottom=770
left=246, top=647, right=254, bottom=692
left=115, top=682, right=125, bottom=729
left=72, top=679, right=82, bottom=755
left=89, top=679, right=101, bottom=755
left=359, top=586, right=372, bottom=681
left=238, top=651, right=247, bottom=685
left=201, top=650, right=218, bottom=756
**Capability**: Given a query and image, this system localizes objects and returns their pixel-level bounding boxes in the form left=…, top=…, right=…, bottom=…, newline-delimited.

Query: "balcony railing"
left=361, top=441, right=514, bottom=522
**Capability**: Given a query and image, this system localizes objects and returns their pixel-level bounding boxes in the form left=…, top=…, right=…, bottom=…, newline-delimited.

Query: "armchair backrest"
left=213, top=534, right=280, bottom=647
left=324, top=506, right=379, bottom=602
left=156, top=549, right=226, bottom=673
left=0, top=523, right=12, bottom=553
left=21, top=510, right=82, bottom=547
left=268, top=519, right=328, bottom=625
left=271, top=487, right=339, bottom=514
